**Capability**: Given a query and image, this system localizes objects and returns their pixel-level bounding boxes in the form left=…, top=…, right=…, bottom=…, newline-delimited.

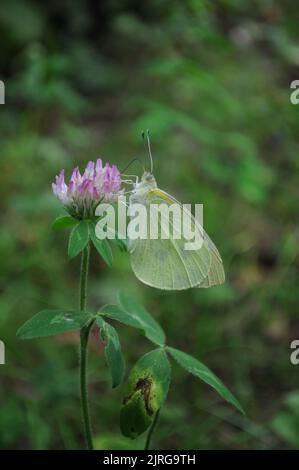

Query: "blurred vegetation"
left=1, top=0, right=299, bottom=450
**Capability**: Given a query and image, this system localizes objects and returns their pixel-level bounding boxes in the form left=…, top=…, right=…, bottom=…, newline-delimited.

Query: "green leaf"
left=68, top=221, right=90, bottom=258
left=111, top=237, right=128, bottom=252
left=99, top=304, right=163, bottom=345
left=117, top=292, right=165, bottom=346
left=99, top=305, right=144, bottom=332
left=120, top=348, right=171, bottom=439
left=52, top=216, right=78, bottom=230
left=105, top=226, right=128, bottom=252
left=90, top=227, right=113, bottom=267
left=97, top=317, right=125, bottom=388
left=167, top=347, right=244, bottom=415
left=17, top=310, right=93, bottom=339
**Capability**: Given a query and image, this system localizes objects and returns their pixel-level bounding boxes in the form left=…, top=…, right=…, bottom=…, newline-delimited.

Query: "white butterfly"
left=126, top=133, right=225, bottom=291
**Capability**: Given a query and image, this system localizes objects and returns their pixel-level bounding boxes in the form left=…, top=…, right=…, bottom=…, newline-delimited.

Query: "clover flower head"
left=52, top=159, right=123, bottom=218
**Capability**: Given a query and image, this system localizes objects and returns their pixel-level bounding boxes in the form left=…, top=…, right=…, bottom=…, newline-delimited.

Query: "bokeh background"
left=1, top=0, right=299, bottom=450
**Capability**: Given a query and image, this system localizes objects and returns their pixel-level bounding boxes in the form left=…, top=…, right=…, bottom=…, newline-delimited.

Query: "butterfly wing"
left=158, top=190, right=225, bottom=288
left=128, top=188, right=223, bottom=290
left=196, top=232, right=225, bottom=288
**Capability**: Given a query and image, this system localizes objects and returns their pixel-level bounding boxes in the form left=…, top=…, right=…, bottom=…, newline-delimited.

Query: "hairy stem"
left=79, top=243, right=94, bottom=450
left=145, top=409, right=160, bottom=450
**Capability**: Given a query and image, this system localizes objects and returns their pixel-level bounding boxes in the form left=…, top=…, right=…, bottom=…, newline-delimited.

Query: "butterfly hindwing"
left=197, top=232, right=225, bottom=288
left=128, top=188, right=221, bottom=290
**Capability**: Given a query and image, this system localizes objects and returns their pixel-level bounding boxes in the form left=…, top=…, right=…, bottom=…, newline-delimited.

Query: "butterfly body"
left=129, top=172, right=157, bottom=205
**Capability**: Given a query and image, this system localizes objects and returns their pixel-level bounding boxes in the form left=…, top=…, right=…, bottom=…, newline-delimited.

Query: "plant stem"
left=79, top=243, right=94, bottom=450
left=79, top=243, right=90, bottom=312
left=145, top=409, right=160, bottom=450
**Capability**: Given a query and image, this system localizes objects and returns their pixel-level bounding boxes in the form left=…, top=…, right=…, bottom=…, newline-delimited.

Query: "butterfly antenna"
left=121, top=157, right=142, bottom=174
left=142, top=129, right=154, bottom=173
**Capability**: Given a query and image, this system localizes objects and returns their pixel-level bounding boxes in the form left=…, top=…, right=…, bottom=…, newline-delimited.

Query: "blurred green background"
left=1, top=0, right=299, bottom=450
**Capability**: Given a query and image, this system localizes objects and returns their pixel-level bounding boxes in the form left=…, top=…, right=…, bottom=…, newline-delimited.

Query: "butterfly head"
left=135, top=171, right=157, bottom=190
left=141, top=171, right=156, bottom=186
